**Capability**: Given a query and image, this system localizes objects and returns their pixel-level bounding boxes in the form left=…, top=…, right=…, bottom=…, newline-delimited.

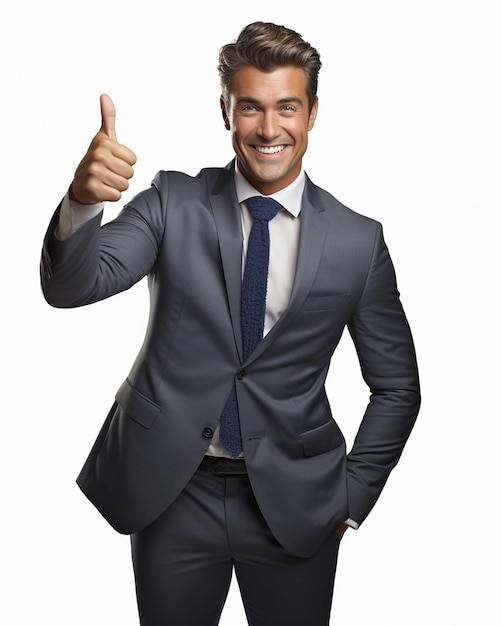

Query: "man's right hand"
left=70, top=94, right=137, bottom=205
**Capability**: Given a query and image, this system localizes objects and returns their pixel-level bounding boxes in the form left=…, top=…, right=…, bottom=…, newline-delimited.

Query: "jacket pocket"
left=301, top=420, right=344, bottom=457
left=301, top=294, right=349, bottom=312
left=115, top=379, right=161, bottom=429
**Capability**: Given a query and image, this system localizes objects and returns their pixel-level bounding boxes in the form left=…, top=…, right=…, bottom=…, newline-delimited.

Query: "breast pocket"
left=301, top=294, right=349, bottom=312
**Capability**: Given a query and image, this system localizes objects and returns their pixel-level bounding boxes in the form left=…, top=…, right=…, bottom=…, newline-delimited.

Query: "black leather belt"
left=200, top=455, right=247, bottom=475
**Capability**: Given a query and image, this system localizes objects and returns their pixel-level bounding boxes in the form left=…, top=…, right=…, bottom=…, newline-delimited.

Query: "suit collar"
left=233, top=161, right=306, bottom=218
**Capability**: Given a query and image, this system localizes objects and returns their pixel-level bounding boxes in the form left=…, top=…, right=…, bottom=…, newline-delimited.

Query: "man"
left=41, top=21, right=420, bottom=626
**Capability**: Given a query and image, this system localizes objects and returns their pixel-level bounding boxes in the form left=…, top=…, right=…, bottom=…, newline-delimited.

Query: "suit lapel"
left=210, top=168, right=329, bottom=366
left=244, top=177, right=329, bottom=365
left=209, top=164, right=244, bottom=362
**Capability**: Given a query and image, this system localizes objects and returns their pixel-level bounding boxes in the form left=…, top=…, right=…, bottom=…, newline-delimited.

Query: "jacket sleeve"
left=40, top=182, right=165, bottom=308
left=346, top=224, right=421, bottom=524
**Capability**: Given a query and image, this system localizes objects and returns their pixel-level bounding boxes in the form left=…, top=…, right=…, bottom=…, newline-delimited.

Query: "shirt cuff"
left=344, top=518, right=359, bottom=529
left=56, top=191, right=104, bottom=240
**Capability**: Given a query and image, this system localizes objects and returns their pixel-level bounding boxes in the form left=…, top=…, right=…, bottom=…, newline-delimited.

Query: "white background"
left=2, top=0, right=500, bottom=624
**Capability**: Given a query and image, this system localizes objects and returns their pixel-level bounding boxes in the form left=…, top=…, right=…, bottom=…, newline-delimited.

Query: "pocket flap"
left=301, top=420, right=344, bottom=457
left=115, top=380, right=161, bottom=429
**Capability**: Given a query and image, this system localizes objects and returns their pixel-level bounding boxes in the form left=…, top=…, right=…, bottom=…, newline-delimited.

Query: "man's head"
left=218, top=21, right=321, bottom=115
left=218, top=22, right=322, bottom=195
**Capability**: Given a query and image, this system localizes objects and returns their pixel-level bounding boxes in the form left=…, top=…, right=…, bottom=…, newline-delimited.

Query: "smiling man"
left=221, top=65, right=318, bottom=194
left=41, top=21, right=420, bottom=626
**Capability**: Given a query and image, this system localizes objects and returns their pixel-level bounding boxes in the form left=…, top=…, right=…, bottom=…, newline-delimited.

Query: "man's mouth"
left=254, top=145, right=286, bottom=154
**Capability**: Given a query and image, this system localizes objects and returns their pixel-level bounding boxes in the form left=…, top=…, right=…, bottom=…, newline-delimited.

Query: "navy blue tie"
left=219, top=196, right=282, bottom=458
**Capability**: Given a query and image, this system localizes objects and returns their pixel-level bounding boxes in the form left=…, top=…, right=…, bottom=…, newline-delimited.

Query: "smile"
left=254, top=145, right=286, bottom=154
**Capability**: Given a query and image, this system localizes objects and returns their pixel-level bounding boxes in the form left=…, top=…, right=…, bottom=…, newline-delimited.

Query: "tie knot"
left=245, top=196, right=282, bottom=222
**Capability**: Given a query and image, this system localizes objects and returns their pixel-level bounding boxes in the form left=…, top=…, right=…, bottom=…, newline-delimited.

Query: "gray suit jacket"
left=41, top=161, right=420, bottom=557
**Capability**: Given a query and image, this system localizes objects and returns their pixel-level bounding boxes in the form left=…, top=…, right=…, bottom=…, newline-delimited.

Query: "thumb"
left=100, top=93, right=117, bottom=140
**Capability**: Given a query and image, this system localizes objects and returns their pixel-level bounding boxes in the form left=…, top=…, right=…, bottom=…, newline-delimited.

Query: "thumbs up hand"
left=70, top=95, right=137, bottom=205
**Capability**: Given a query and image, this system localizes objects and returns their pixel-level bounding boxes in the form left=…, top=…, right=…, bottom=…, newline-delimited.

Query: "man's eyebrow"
left=235, top=97, right=261, bottom=105
left=277, top=97, right=304, bottom=106
left=235, top=96, right=305, bottom=106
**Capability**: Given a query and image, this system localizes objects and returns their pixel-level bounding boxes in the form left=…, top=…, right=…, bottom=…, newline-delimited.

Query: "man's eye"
left=242, top=105, right=257, bottom=111
left=282, top=105, right=296, bottom=112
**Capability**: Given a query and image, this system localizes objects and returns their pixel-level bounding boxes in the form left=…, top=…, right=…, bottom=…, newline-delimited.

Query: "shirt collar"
left=234, top=161, right=305, bottom=218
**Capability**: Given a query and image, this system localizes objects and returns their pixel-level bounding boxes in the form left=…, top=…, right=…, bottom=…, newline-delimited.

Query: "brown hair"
left=218, top=21, right=322, bottom=113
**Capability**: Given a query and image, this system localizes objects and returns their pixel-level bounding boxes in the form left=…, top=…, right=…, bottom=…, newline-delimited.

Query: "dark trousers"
left=131, top=465, right=341, bottom=626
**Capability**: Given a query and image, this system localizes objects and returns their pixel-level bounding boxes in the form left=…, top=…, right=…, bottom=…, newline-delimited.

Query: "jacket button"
left=237, top=370, right=247, bottom=380
left=202, top=427, right=214, bottom=439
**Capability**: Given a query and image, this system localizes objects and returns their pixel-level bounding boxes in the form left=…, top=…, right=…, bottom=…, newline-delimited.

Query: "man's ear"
left=308, top=97, right=319, bottom=131
left=220, top=96, right=231, bottom=131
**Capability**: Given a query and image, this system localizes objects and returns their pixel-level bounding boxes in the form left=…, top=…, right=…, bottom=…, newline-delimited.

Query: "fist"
left=70, top=94, right=137, bottom=205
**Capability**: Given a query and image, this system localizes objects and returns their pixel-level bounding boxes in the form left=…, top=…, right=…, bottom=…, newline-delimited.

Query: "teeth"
left=255, top=145, right=285, bottom=154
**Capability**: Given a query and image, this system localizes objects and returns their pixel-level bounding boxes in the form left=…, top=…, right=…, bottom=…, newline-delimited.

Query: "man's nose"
left=258, top=111, right=280, bottom=140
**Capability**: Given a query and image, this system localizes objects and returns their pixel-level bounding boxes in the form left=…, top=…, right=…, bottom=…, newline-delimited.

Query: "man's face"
left=221, top=65, right=318, bottom=195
